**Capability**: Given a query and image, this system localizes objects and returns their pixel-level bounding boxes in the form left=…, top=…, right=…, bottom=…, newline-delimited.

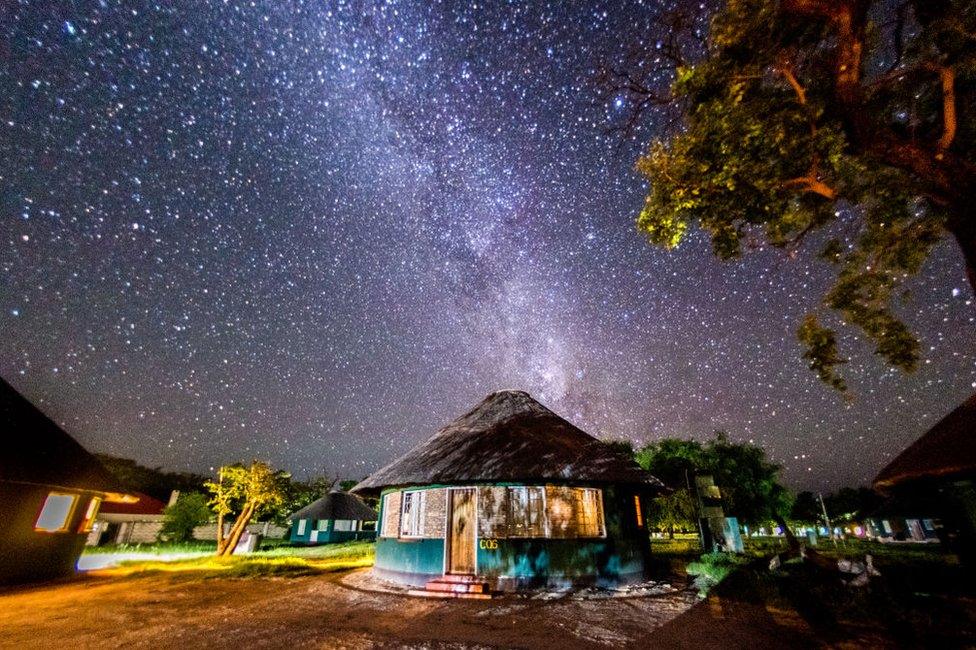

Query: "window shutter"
left=381, top=491, right=401, bottom=538
left=423, top=488, right=446, bottom=538
left=478, top=486, right=509, bottom=538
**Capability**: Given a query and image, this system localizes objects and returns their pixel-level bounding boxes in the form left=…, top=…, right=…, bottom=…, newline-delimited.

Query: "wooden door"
left=447, top=488, right=477, bottom=574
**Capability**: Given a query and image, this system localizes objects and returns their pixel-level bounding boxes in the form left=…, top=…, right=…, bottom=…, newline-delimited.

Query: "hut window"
left=35, top=493, right=77, bottom=532
left=79, top=497, right=102, bottom=533
left=575, top=488, right=604, bottom=537
left=508, top=487, right=546, bottom=537
left=634, top=495, right=643, bottom=528
left=316, top=519, right=329, bottom=531
left=333, top=519, right=356, bottom=532
left=400, top=490, right=426, bottom=537
left=380, top=492, right=402, bottom=538
left=296, top=519, right=307, bottom=535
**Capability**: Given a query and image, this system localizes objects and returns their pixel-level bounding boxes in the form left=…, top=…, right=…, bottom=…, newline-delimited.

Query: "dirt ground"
left=0, top=567, right=915, bottom=649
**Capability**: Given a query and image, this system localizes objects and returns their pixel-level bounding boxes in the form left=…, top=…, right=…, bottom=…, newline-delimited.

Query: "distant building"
left=353, top=390, right=663, bottom=595
left=287, top=491, right=377, bottom=544
left=874, top=393, right=976, bottom=561
left=0, top=377, right=134, bottom=583
left=86, top=491, right=169, bottom=546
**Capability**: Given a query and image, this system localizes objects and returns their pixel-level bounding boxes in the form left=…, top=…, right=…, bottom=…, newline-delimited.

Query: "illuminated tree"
left=205, top=461, right=288, bottom=556
left=621, top=0, right=976, bottom=390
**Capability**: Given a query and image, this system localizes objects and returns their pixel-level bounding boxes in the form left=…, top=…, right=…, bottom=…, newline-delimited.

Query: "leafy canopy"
left=159, top=492, right=211, bottom=542
left=635, top=433, right=793, bottom=527
left=632, top=0, right=976, bottom=390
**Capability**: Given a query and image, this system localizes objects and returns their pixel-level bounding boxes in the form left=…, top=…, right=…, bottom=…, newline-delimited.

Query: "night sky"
left=2, top=1, right=974, bottom=491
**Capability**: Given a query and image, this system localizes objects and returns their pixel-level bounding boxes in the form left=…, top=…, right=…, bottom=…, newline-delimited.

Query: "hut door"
left=447, top=488, right=477, bottom=575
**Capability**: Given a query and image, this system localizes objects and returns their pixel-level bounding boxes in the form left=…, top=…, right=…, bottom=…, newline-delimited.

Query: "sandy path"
left=0, top=569, right=697, bottom=649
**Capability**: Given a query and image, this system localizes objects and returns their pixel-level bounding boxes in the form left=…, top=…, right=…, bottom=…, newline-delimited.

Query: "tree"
left=620, top=0, right=976, bottom=390
left=95, top=454, right=207, bottom=502
left=205, top=461, right=288, bottom=556
left=159, top=492, right=211, bottom=543
left=634, top=433, right=793, bottom=528
left=650, top=488, right=698, bottom=538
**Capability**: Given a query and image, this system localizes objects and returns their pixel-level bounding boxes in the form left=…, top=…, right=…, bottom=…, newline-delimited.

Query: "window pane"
left=400, top=491, right=426, bottom=537
left=35, top=494, right=76, bottom=532
left=317, top=519, right=328, bottom=531
left=79, top=497, right=102, bottom=532
left=508, top=487, right=546, bottom=537
left=297, top=519, right=307, bottom=535
left=333, top=519, right=355, bottom=531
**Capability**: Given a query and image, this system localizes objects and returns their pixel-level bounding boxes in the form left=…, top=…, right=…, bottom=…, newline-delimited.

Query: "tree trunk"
left=215, top=511, right=226, bottom=554
left=220, top=503, right=255, bottom=557
left=668, top=525, right=675, bottom=539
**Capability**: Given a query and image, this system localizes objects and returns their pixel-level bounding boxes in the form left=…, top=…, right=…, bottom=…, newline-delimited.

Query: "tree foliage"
left=159, top=492, right=211, bottom=543
left=205, top=461, right=289, bottom=556
left=649, top=488, right=698, bottom=537
left=625, top=0, right=976, bottom=390
left=95, top=454, right=207, bottom=502
left=635, top=433, right=793, bottom=527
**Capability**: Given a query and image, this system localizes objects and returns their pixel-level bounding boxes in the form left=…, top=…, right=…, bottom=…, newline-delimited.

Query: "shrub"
left=160, top=492, right=211, bottom=542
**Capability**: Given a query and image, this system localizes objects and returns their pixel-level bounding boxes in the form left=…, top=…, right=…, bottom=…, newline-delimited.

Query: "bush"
left=685, top=551, right=743, bottom=597
left=159, top=492, right=211, bottom=542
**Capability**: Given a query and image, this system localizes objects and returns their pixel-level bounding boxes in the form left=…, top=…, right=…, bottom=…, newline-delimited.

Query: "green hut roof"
left=0, top=376, right=128, bottom=499
left=874, top=393, right=976, bottom=490
left=353, top=390, right=662, bottom=495
left=288, top=490, right=377, bottom=522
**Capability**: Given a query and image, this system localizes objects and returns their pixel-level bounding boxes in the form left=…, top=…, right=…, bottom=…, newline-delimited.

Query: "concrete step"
left=407, top=589, right=492, bottom=600
left=424, top=575, right=491, bottom=596
left=425, top=580, right=487, bottom=594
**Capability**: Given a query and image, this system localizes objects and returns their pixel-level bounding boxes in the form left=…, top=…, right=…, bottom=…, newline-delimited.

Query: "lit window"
left=35, top=493, right=77, bottom=532
left=400, top=490, right=426, bottom=537
left=333, top=519, right=356, bottom=532
left=634, top=495, right=643, bottom=528
left=79, top=497, right=102, bottom=532
left=296, top=519, right=307, bottom=535
left=574, top=488, right=604, bottom=537
left=508, top=487, right=546, bottom=537
left=317, top=519, right=328, bottom=531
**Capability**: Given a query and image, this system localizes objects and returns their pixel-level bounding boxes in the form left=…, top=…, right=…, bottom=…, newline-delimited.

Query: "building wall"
left=373, top=483, right=651, bottom=590
left=0, top=481, right=101, bottom=583
left=289, top=519, right=376, bottom=545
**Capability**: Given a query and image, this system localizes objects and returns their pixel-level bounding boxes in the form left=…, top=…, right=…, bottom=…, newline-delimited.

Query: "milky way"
left=2, top=0, right=975, bottom=490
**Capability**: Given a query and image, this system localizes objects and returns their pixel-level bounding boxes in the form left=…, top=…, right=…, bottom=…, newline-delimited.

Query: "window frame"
left=296, top=519, right=307, bottom=536
left=34, top=492, right=79, bottom=533
left=400, top=489, right=426, bottom=538
left=78, top=496, right=102, bottom=533
left=506, top=486, right=548, bottom=538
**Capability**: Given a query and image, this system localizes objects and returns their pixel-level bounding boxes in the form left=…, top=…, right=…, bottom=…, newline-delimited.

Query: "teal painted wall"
left=475, top=485, right=648, bottom=589
left=289, top=519, right=376, bottom=545
left=373, top=483, right=651, bottom=590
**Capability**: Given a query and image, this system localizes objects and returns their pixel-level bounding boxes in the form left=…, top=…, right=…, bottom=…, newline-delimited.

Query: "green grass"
left=83, top=540, right=217, bottom=555
left=97, top=540, right=376, bottom=579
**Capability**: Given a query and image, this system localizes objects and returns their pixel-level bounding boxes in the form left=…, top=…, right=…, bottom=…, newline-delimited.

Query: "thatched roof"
left=874, top=393, right=976, bottom=490
left=0, top=376, right=128, bottom=499
left=288, top=491, right=377, bottom=522
left=353, top=390, right=662, bottom=494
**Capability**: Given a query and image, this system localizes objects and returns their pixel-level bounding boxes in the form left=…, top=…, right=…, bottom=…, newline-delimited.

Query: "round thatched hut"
left=874, top=393, right=976, bottom=562
left=287, top=490, right=377, bottom=545
left=353, top=390, right=663, bottom=594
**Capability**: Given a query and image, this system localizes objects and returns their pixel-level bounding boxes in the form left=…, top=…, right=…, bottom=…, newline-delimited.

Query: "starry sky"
left=2, top=0, right=975, bottom=492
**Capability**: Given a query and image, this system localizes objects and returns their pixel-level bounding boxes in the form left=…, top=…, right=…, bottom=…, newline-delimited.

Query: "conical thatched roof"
left=874, top=393, right=976, bottom=490
left=288, top=490, right=377, bottom=522
left=0, top=376, right=127, bottom=499
left=353, top=390, right=662, bottom=494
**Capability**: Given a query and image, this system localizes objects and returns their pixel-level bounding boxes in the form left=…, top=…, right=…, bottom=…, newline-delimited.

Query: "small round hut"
left=353, top=390, right=662, bottom=593
left=287, top=490, right=377, bottom=545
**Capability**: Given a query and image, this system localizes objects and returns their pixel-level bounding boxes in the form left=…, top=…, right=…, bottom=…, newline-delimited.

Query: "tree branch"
left=937, top=65, right=956, bottom=154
